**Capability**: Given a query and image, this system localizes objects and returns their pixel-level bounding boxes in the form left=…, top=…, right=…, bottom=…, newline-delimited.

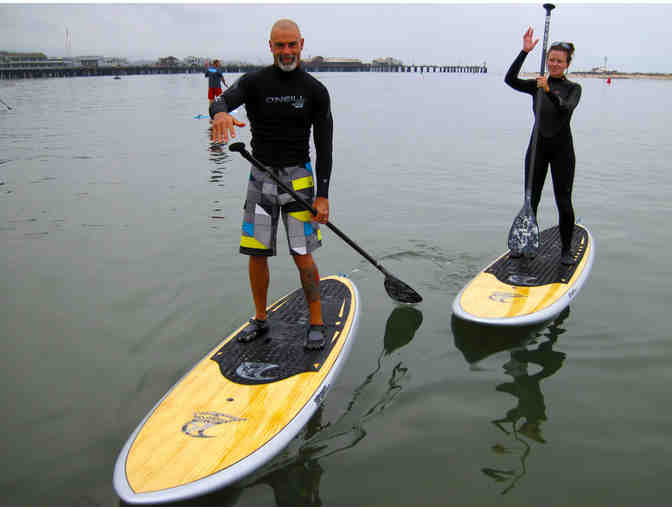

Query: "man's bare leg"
left=238, top=255, right=270, bottom=343
left=293, top=253, right=326, bottom=349
left=249, top=255, right=270, bottom=320
left=293, top=253, right=323, bottom=325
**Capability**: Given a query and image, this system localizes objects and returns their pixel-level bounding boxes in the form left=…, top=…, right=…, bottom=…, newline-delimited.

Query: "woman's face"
left=547, top=49, right=569, bottom=78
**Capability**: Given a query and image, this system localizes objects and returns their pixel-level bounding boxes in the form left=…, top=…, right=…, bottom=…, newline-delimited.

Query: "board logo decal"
left=506, top=274, right=537, bottom=285
left=235, top=362, right=279, bottom=381
left=182, top=412, right=246, bottom=438
left=489, top=291, right=525, bottom=303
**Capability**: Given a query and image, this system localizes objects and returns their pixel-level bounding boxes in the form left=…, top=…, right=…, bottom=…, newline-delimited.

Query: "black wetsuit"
left=505, top=50, right=582, bottom=253
left=209, top=65, right=333, bottom=198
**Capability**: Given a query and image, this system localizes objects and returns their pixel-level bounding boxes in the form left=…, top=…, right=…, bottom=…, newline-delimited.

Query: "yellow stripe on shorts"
left=289, top=210, right=313, bottom=222
left=292, top=176, right=314, bottom=191
left=240, top=235, right=268, bottom=250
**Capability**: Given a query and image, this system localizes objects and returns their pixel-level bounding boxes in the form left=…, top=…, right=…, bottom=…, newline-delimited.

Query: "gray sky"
left=1, top=2, right=670, bottom=73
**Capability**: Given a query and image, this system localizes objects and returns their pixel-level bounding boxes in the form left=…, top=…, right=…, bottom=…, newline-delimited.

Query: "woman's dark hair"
left=549, top=42, right=575, bottom=64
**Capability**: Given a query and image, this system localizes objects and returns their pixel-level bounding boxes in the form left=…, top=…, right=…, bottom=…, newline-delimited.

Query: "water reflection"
left=169, top=305, right=423, bottom=506
left=452, top=308, right=570, bottom=495
left=206, top=126, right=233, bottom=184
left=206, top=130, right=234, bottom=224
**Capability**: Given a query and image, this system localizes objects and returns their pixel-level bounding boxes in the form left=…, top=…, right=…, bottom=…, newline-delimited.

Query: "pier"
left=302, top=63, right=486, bottom=73
left=1, top=64, right=207, bottom=80
left=0, top=62, right=487, bottom=80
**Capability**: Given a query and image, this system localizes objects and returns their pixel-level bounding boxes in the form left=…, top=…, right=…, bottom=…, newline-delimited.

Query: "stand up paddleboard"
left=113, top=275, right=360, bottom=505
left=453, top=224, right=594, bottom=326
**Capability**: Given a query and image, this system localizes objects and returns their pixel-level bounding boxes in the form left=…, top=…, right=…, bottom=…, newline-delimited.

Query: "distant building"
left=591, top=56, right=618, bottom=74
left=324, top=57, right=363, bottom=66
left=0, top=51, right=48, bottom=62
left=305, top=56, right=407, bottom=69
left=0, top=51, right=70, bottom=71
left=303, top=57, right=365, bottom=70
left=590, top=65, right=618, bottom=73
left=157, top=56, right=180, bottom=66
left=184, top=56, right=205, bottom=66
left=372, top=57, right=404, bottom=66
left=105, top=57, right=129, bottom=66
left=76, top=55, right=105, bottom=67
left=304, top=56, right=325, bottom=65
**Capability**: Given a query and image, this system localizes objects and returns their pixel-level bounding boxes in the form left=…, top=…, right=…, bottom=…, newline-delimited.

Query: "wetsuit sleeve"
left=546, top=82, right=581, bottom=113
left=505, top=50, right=536, bottom=95
left=209, top=74, right=247, bottom=118
left=312, top=85, right=333, bottom=199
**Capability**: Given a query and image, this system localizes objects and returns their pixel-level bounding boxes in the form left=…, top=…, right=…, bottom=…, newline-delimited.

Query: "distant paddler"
left=204, top=59, right=227, bottom=106
left=505, top=27, right=582, bottom=265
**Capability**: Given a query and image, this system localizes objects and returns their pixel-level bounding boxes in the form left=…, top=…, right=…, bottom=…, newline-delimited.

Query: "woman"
left=505, top=28, right=582, bottom=265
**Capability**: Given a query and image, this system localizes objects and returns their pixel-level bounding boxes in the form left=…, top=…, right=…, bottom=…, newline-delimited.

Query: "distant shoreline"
left=522, top=72, right=672, bottom=81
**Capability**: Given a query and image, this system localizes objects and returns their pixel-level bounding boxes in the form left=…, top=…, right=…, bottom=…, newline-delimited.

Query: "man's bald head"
left=270, top=19, right=301, bottom=39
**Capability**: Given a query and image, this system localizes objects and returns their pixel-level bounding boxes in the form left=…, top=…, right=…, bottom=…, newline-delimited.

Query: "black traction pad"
left=485, top=225, right=588, bottom=287
left=210, top=278, right=353, bottom=385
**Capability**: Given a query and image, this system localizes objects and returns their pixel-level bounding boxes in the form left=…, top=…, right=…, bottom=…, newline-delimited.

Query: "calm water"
left=2, top=71, right=671, bottom=506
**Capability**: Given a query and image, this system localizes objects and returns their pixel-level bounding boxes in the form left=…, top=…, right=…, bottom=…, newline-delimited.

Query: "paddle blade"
left=384, top=274, right=423, bottom=304
left=507, top=204, right=540, bottom=257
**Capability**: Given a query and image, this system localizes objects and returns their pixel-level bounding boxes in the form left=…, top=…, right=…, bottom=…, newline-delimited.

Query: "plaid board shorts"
left=240, top=162, right=322, bottom=257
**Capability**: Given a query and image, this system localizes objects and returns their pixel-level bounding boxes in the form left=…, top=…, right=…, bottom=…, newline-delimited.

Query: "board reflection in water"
left=167, top=305, right=423, bottom=506
left=452, top=307, right=570, bottom=495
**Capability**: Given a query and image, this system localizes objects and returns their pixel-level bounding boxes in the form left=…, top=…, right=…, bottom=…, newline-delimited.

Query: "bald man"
left=209, top=19, right=334, bottom=350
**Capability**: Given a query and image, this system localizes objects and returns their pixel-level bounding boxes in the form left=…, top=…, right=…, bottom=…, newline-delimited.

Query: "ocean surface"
left=1, top=71, right=671, bottom=506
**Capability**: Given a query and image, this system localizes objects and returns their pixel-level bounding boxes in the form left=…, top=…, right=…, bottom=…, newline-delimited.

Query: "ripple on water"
left=351, top=241, right=486, bottom=294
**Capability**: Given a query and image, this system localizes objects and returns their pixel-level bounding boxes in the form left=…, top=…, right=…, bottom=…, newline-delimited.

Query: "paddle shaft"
left=524, top=3, right=555, bottom=202
left=229, top=143, right=392, bottom=277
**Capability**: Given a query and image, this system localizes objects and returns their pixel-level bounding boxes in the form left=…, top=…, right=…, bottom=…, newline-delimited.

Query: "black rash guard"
left=505, top=50, right=582, bottom=253
left=210, top=65, right=333, bottom=199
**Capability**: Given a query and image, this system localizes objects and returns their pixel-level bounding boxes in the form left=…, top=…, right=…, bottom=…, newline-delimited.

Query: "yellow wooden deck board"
left=459, top=240, right=591, bottom=319
left=125, top=276, right=357, bottom=493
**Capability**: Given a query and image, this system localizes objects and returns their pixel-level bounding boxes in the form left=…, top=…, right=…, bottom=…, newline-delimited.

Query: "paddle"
left=228, top=142, right=423, bottom=304
left=507, top=3, right=555, bottom=258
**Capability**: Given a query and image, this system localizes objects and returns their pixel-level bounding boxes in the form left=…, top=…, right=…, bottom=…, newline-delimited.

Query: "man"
left=209, top=19, right=333, bottom=350
left=205, top=59, right=226, bottom=105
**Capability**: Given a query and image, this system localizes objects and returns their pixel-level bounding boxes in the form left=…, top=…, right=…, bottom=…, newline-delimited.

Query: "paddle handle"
left=228, top=143, right=389, bottom=276
left=539, top=4, right=556, bottom=76
left=525, top=3, right=555, bottom=201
